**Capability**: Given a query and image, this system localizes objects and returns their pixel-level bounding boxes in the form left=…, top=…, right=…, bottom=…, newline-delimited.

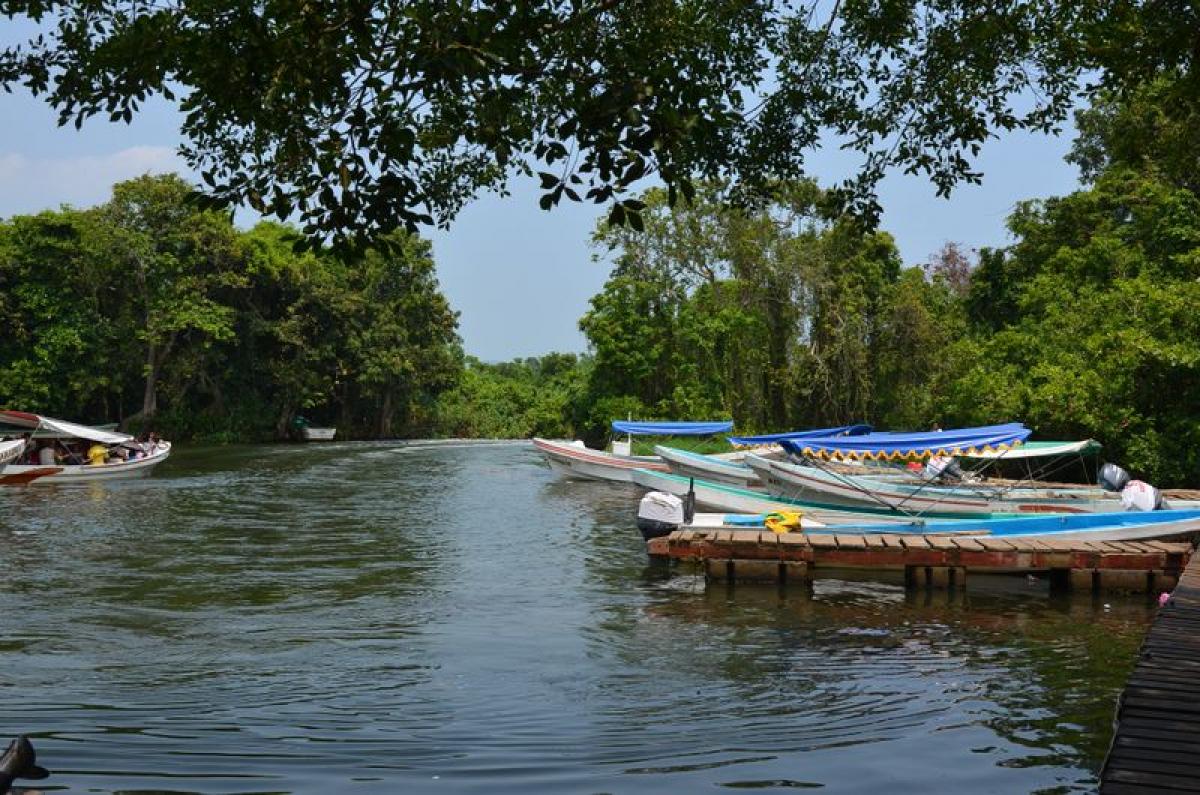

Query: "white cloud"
left=0, top=146, right=187, bottom=218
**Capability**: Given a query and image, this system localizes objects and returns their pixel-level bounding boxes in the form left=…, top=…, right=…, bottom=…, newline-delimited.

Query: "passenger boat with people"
left=0, top=411, right=171, bottom=485
left=533, top=420, right=734, bottom=483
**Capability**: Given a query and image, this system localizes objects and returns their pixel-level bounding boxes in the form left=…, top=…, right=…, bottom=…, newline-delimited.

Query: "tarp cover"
left=780, top=423, right=1031, bottom=461
left=611, top=420, right=734, bottom=436
left=0, top=410, right=132, bottom=445
left=728, top=424, right=873, bottom=445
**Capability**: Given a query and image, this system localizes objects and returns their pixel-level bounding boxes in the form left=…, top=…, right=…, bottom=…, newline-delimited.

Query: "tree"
left=95, top=174, right=243, bottom=421
left=944, top=168, right=1200, bottom=483
left=0, top=1, right=1134, bottom=243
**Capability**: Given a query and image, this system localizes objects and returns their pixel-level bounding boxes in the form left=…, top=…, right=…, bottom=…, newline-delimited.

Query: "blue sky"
left=0, top=89, right=1082, bottom=362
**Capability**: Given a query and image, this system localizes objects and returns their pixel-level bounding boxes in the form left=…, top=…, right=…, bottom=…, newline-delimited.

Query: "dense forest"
left=1, top=78, right=1198, bottom=484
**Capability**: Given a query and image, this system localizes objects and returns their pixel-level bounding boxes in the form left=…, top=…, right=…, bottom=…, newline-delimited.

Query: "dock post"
left=905, top=565, right=966, bottom=590
left=1070, top=568, right=1097, bottom=592
left=705, top=559, right=732, bottom=581
left=781, top=561, right=812, bottom=589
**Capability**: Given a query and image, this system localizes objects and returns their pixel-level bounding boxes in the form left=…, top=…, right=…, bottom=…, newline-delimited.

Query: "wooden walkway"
left=1101, top=548, right=1200, bottom=792
left=646, top=529, right=1191, bottom=592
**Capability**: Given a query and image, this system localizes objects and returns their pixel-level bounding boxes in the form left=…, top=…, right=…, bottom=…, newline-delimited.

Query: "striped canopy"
left=779, top=423, right=1031, bottom=461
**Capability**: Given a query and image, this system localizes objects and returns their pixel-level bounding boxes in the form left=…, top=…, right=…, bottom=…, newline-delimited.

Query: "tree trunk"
left=377, top=386, right=394, bottom=439
left=141, top=343, right=158, bottom=418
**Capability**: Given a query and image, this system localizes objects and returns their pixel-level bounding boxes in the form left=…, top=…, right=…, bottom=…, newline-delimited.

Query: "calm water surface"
left=0, top=442, right=1154, bottom=793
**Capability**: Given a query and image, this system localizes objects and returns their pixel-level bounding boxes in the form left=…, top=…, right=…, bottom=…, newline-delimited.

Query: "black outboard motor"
left=1099, top=462, right=1131, bottom=493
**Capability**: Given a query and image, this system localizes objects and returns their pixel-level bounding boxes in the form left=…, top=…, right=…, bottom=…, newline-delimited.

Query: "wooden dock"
left=646, top=529, right=1191, bottom=592
left=1101, top=549, right=1200, bottom=792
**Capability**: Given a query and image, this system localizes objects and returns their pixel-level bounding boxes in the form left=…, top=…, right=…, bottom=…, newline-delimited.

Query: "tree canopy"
left=1, top=0, right=1178, bottom=243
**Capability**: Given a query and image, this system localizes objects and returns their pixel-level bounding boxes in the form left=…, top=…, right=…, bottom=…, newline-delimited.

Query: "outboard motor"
left=1099, top=462, right=1131, bottom=493
left=637, top=491, right=685, bottom=542
left=1120, top=480, right=1167, bottom=512
left=924, top=455, right=964, bottom=483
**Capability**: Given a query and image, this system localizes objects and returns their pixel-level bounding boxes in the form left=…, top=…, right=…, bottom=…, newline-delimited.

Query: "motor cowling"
left=1099, top=462, right=1131, bottom=493
left=637, top=491, right=685, bottom=542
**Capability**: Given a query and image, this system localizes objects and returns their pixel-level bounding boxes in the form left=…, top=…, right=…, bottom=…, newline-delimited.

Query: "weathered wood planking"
left=646, top=530, right=1191, bottom=592
left=1102, top=547, right=1200, bottom=793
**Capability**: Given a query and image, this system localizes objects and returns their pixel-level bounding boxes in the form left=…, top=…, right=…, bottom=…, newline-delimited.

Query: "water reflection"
left=0, top=443, right=1149, bottom=793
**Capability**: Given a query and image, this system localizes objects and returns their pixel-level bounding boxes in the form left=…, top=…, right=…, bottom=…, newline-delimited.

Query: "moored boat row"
left=534, top=419, right=1200, bottom=547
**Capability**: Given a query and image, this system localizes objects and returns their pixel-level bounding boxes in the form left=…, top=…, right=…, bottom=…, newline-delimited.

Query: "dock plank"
left=1101, top=545, right=1200, bottom=793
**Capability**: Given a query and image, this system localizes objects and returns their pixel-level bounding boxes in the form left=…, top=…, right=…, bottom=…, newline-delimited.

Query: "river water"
left=0, top=441, right=1153, bottom=793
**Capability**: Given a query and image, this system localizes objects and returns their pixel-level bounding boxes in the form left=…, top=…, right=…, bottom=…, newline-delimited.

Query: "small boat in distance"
left=292, top=416, right=337, bottom=441
left=534, top=419, right=734, bottom=483
left=0, top=410, right=171, bottom=485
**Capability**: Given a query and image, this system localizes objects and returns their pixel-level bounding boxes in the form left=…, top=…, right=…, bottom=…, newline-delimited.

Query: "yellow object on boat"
left=764, top=511, right=803, bottom=534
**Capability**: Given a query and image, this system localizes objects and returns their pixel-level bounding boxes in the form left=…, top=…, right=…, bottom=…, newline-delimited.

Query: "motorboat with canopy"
left=755, top=424, right=1196, bottom=516
left=534, top=419, right=734, bottom=483
left=0, top=410, right=171, bottom=484
left=655, top=424, right=874, bottom=487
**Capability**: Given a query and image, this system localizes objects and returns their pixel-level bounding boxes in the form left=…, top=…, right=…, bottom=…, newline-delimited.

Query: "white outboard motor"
left=1099, top=462, right=1131, bottom=493
left=637, top=491, right=685, bottom=542
left=1120, top=480, right=1167, bottom=512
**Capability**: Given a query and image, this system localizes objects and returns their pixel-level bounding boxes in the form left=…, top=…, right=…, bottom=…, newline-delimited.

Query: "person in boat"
left=37, top=441, right=59, bottom=466
left=86, top=442, right=108, bottom=466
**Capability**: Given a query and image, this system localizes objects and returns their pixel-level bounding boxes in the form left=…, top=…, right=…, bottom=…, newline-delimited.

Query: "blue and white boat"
left=639, top=497, right=1200, bottom=544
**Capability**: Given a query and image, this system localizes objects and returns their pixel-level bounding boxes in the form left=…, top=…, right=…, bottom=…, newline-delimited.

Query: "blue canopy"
left=611, top=420, right=734, bottom=436
left=779, top=423, right=1031, bottom=461
left=728, top=424, right=873, bottom=445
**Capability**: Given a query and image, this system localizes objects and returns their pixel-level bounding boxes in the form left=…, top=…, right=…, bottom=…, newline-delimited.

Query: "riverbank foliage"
left=0, top=174, right=461, bottom=441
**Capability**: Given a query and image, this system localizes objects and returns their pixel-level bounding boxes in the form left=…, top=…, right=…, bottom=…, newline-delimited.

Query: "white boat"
left=533, top=419, right=734, bottom=483
left=652, top=444, right=763, bottom=487
left=300, top=426, right=337, bottom=441
left=533, top=438, right=669, bottom=483
left=630, top=468, right=933, bottom=524
left=0, top=411, right=171, bottom=485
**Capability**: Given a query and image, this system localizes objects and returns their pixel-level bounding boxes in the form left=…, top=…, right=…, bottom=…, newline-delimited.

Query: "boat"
left=636, top=486, right=1200, bottom=544
left=760, top=426, right=1200, bottom=516
left=300, top=426, right=337, bottom=441
left=654, top=423, right=873, bottom=487
left=0, top=411, right=171, bottom=485
left=533, top=420, right=733, bottom=483
left=0, top=438, right=25, bottom=466
left=628, top=468, right=999, bottom=523
left=652, top=445, right=763, bottom=487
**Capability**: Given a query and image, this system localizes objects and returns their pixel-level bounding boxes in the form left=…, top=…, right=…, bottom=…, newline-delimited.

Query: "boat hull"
left=631, top=468, right=935, bottom=525
left=761, top=457, right=1122, bottom=516
left=0, top=443, right=172, bottom=485
left=533, top=438, right=668, bottom=483
left=654, top=445, right=761, bottom=487
left=300, top=427, right=337, bottom=441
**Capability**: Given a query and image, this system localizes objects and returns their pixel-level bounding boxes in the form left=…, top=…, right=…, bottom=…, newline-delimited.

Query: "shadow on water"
left=0, top=442, right=1155, bottom=794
